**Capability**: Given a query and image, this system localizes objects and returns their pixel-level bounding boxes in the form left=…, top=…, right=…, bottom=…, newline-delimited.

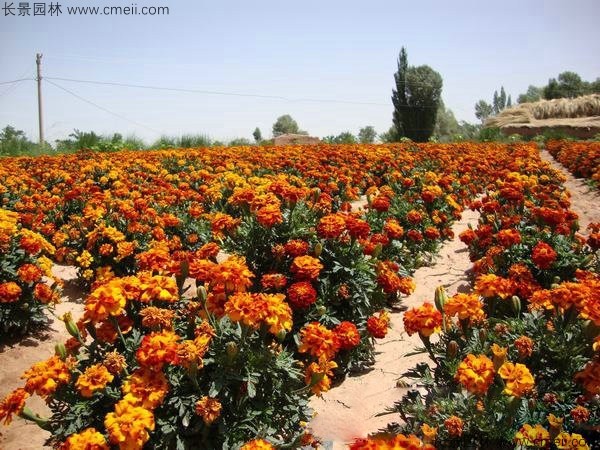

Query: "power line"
left=44, top=79, right=161, bottom=135
left=44, top=76, right=393, bottom=107
left=0, top=78, right=34, bottom=85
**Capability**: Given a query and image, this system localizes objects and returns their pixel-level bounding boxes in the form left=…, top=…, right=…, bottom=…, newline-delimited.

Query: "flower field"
left=546, top=140, right=600, bottom=189
left=0, top=142, right=598, bottom=449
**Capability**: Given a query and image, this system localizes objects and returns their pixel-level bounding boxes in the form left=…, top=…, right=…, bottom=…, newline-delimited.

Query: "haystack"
left=485, top=94, right=600, bottom=138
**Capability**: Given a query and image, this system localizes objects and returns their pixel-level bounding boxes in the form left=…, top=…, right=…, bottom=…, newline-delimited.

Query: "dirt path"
left=308, top=207, right=481, bottom=449
left=540, top=148, right=600, bottom=233
left=0, top=266, right=84, bottom=450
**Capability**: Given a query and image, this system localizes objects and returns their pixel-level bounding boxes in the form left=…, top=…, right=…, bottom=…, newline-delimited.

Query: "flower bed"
left=546, top=140, right=600, bottom=189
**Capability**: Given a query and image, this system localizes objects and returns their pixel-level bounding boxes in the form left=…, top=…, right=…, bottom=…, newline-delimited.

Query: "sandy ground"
left=0, top=266, right=84, bottom=450
left=308, top=207, right=480, bottom=449
left=539, top=149, right=600, bottom=234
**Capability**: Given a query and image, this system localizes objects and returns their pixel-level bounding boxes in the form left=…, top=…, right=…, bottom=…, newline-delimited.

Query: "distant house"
left=273, top=133, right=321, bottom=146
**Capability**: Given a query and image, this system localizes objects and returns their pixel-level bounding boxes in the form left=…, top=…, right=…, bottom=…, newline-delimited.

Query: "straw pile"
left=485, top=94, right=600, bottom=138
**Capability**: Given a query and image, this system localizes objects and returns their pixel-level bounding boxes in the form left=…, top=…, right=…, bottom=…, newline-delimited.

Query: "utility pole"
left=36, top=53, right=44, bottom=147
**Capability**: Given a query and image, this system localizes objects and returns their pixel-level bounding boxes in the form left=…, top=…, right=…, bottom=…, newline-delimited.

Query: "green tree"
left=358, top=126, right=377, bottom=143
left=434, top=100, right=460, bottom=141
left=517, top=85, right=542, bottom=104
left=253, top=127, right=262, bottom=143
left=543, top=71, right=587, bottom=99
left=391, top=48, right=443, bottom=142
left=228, top=137, right=252, bottom=146
left=474, top=100, right=493, bottom=124
left=379, top=125, right=400, bottom=143
left=323, top=131, right=357, bottom=144
left=272, top=115, right=306, bottom=136
left=0, top=125, right=37, bottom=156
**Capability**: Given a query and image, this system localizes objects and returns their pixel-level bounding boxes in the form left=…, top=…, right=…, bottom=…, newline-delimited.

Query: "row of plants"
left=0, top=142, right=577, bottom=449
left=546, top=140, right=600, bottom=189
left=354, top=149, right=600, bottom=449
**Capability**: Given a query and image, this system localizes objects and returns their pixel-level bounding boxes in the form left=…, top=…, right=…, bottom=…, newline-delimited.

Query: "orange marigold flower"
left=256, top=203, right=283, bottom=227
left=283, top=239, right=309, bottom=257
left=514, top=335, right=534, bottom=359
left=384, top=218, right=404, bottom=239
left=459, top=228, right=477, bottom=245
left=240, top=439, right=275, bottom=450
left=188, top=258, right=217, bottom=282
left=60, top=427, right=109, bottom=450
left=76, top=364, right=114, bottom=398
left=334, top=321, right=360, bottom=350
left=444, top=415, right=464, bottom=437
left=444, top=293, right=486, bottom=324
left=17, top=263, right=43, bottom=283
left=287, top=281, right=318, bottom=309
left=0, top=388, right=29, bottom=425
left=304, top=357, right=338, bottom=396
left=349, top=434, right=431, bottom=450
left=22, top=355, right=71, bottom=398
left=290, top=255, right=323, bottom=280
left=225, top=292, right=292, bottom=335
left=498, top=362, right=535, bottom=397
left=136, top=330, right=180, bottom=370
left=260, top=273, right=288, bottom=290
left=213, top=256, right=254, bottom=292
left=475, top=273, right=515, bottom=299
left=84, top=279, right=127, bottom=322
left=403, top=303, right=442, bottom=337
left=532, top=242, right=557, bottom=270
left=122, top=368, right=169, bottom=410
left=0, top=281, right=22, bottom=303
left=195, top=396, right=222, bottom=425
left=455, top=354, right=495, bottom=395
left=345, top=216, right=371, bottom=239
left=371, top=195, right=391, bottom=212
left=367, top=310, right=391, bottom=339
left=298, top=322, right=340, bottom=360
left=103, top=351, right=127, bottom=376
left=104, top=399, right=154, bottom=450
left=140, top=306, right=175, bottom=330
left=497, top=228, right=521, bottom=247
left=570, top=406, right=590, bottom=424
left=514, top=424, right=550, bottom=448
left=376, top=261, right=415, bottom=295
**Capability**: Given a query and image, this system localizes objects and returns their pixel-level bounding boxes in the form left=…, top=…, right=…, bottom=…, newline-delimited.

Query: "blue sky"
left=1, top=0, right=599, bottom=144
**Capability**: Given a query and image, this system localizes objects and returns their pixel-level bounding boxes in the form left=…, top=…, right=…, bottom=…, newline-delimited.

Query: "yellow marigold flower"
left=76, top=364, right=114, bottom=398
left=60, top=427, right=109, bottom=450
left=37, top=255, right=54, bottom=277
left=547, top=413, right=563, bottom=432
left=139, top=275, right=178, bottom=303
left=240, top=438, right=275, bottom=450
left=122, top=368, right=169, bottom=410
left=195, top=396, right=222, bottom=425
left=0, top=388, right=29, bottom=425
left=115, top=241, right=136, bottom=262
left=104, top=399, right=155, bottom=450
left=514, top=423, right=550, bottom=448
left=455, top=354, right=495, bottom=395
left=498, top=362, right=534, bottom=397
left=304, top=357, right=337, bottom=396
left=84, top=279, right=127, bottom=322
left=421, top=423, right=437, bottom=444
left=77, top=250, right=94, bottom=268
left=555, top=432, right=590, bottom=450
left=22, top=355, right=71, bottom=398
